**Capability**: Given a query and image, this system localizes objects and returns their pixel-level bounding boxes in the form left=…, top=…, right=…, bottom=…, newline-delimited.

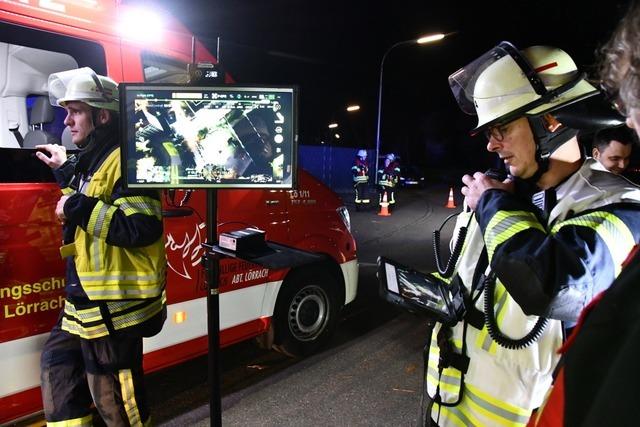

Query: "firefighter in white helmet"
left=35, top=67, right=166, bottom=426
left=421, top=43, right=640, bottom=426
left=377, top=152, right=400, bottom=211
left=352, top=149, right=371, bottom=209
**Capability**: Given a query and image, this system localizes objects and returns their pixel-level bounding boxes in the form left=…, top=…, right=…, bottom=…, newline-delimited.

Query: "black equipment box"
left=218, top=228, right=267, bottom=253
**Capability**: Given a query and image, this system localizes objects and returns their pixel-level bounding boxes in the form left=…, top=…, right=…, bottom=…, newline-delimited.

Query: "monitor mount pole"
left=189, top=35, right=225, bottom=427
left=205, top=190, right=221, bottom=427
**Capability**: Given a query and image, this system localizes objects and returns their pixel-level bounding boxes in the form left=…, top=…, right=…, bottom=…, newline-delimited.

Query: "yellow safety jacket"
left=426, top=159, right=640, bottom=426
left=59, top=147, right=166, bottom=339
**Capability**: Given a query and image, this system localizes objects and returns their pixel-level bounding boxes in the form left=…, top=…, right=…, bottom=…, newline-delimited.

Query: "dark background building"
left=128, top=0, right=631, bottom=174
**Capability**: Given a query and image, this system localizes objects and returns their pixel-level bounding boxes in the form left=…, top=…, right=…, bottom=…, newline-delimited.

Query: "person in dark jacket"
left=528, top=3, right=640, bottom=425
left=352, top=149, right=371, bottom=209
left=35, top=67, right=166, bottom=426
left=377, top=153, right=400, bottom=211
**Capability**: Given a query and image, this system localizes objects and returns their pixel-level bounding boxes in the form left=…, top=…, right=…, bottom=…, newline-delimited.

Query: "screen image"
left=120, top=84, right=297, bottom=189
left=385, top=263, right=449, bottom=315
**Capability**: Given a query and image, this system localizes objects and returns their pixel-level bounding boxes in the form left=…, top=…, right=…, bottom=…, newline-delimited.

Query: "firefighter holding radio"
left=35, top=68, right=166, bottom=426
left=420, top=43, right=640, bottom=426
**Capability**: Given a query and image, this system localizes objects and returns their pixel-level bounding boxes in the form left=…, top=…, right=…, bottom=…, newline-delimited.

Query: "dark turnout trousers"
left=40, top=317, right=150, bottom=426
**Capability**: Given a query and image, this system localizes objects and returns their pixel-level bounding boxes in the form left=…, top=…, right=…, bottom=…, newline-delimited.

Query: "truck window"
left=142, top=51, right=189, bottom=83
left=0, top=22, right=105, bottom=158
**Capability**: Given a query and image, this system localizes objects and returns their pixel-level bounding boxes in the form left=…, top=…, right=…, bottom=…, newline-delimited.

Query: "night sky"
left=129, top=0, right=631, bottom=171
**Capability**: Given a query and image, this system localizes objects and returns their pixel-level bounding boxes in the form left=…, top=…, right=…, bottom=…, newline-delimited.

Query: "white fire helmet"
left=48, top=67, right=119, bottom=112
left=357, top=149, right=367, bottom=159
left=386, top=153, right=396, bottom=162
left=448, top=42, right=598, bottom=134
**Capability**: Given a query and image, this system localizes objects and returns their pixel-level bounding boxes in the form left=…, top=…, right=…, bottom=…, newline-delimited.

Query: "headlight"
left=337, top=206, right=351, bottom=232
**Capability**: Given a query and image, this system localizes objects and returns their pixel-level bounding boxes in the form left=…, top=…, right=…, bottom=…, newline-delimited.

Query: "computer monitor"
left=120, top=83, right=298, bottom=189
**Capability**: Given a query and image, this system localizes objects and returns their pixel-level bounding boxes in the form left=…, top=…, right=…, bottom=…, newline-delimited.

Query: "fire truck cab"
left=0, top=1, right=358, bottom=423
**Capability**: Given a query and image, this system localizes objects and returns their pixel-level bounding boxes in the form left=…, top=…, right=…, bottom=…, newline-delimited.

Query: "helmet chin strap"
left=524, top=115, right=579, bottom=186
left=77, top=108, right=106, bottom=151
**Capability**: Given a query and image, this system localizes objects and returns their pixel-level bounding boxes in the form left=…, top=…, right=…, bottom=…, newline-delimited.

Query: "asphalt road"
left=149, top=182, right=463, bottom=427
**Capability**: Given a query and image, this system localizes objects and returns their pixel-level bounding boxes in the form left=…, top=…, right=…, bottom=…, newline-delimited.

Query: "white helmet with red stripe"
left=449, top=42, right=598, bottom=135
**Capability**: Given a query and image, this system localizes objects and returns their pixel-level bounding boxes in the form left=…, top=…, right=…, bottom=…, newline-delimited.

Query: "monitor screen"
left=120, top=84, right=297, bottom=189
left=384, top=262, right=450, bottom=315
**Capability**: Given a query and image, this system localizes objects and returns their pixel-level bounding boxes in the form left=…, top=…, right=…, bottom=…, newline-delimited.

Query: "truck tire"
left=273, top=267, right=341, bottom=357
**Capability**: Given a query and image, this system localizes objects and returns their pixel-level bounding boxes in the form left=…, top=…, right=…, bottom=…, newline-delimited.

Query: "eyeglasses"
left=483, top=124, right=509, bottom=142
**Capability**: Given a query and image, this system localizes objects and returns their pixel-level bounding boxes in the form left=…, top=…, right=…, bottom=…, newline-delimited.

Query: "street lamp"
left=374, top=33, right=445, bottom=182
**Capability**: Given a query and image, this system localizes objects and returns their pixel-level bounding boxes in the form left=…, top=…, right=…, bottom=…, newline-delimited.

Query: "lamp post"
left=374, top=33, right=445, bottom=183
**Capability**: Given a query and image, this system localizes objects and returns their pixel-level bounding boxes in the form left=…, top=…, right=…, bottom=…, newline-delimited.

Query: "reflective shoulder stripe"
left=46, top=414, right=93, bottom=426
left=551, top=211, right=635, bottom=276
left=87, top=200, right=117, bottom=239
left=485, top=210, right=545, bottom=261
left=119, top=369, right=143, bottom=426
left=114, top=196, right=162, bottom=219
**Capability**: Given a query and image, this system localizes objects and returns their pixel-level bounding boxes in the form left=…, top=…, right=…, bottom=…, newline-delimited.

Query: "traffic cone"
left=378, top=191, right=391, bottom=216
left=445, top=187, right=457, bottom=209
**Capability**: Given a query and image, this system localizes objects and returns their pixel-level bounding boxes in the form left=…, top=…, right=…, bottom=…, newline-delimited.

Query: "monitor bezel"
left=119, top=82, right=299, bottom=190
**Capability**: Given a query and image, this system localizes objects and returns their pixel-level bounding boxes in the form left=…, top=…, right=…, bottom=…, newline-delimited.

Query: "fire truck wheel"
left=273, top=268, right=341, bottom=357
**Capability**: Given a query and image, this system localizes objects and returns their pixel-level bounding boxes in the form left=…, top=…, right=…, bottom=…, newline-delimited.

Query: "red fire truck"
left=0, top=1, right=358, bottom=423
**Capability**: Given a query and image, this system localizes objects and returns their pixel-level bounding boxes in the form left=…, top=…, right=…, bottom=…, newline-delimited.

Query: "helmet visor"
left=448, top=43, right=517, bottom=116
left=48, top=67, right=96, bottom=107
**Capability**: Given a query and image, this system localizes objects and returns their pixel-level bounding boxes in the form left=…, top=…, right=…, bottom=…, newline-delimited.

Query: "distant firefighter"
left=377, top=153, right=400, bottom=211
left=351, top=149, right=370, bottom=209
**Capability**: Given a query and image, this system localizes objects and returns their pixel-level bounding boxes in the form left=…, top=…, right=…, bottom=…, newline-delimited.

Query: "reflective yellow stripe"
left=464, top=383, right=531, bottom=425
left=437, top=403, right=481, bottom=427
left=119, top=369, right=143, bottom=427
left=80, top=271, right=165, bottom=300
left=64, top=301, right=102, bottom=323
left=110, top=291, right=166, bottom=330
left=46, top=414, right=92, bottom=426
left=551, top=211, right=635, bottom=276
left=485, top=211, right=545, bottom=261
left=61, top=317, right=109, bottom=339
left=426, top=366, right=462, bottom=394
left=427, top=339, right=464, bottom=398
left=431, top=271, right=452, bottom=285
left=61, top=187, right=76, bottom=196
left=93, top=238, right=102, bottom=272
left=87, top=200, right=117, bottom=240
left=115, top=196, right=162, bottom=219
left=476, top=282, right=508, bottom=354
